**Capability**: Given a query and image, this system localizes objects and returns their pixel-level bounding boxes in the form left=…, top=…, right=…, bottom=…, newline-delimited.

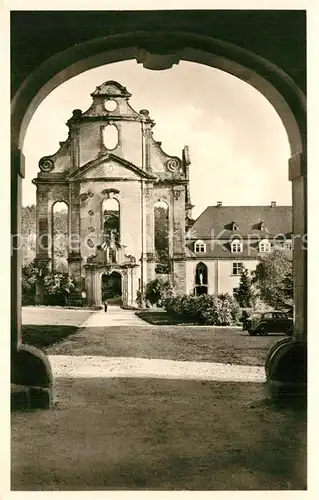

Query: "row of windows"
left=194, top=261, right=250, bottom=278
left=194, top=239, right=292, bottom=254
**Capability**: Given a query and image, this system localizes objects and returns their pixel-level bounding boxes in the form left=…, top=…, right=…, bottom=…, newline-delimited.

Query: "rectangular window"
left=259, top=242, right=271, bottom=252
left=232, top=262, right=243, bottom=275
left=194, top=242, right=206, bottom=253
left=231, top=243, right=242, bottom=253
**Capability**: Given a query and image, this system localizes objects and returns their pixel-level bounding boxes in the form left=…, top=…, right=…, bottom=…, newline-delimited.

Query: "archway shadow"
left=11, top=376, right=306, bottom=491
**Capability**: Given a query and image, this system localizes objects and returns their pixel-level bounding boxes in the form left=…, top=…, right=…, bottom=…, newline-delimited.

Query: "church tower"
left=33, top=81, right=191, bottom=306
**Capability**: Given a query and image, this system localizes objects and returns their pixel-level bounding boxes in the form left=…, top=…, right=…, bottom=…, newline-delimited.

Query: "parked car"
left=243, top=310, right=293, bottom=336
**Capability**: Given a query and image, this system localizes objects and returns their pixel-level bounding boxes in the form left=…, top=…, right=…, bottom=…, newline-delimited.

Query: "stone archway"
left=101, top=271, right=122, bottom=303
left=11, top=21, right=306, bottom=408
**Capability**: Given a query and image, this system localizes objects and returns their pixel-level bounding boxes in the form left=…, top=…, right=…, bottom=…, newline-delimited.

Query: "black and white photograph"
left=6, top=2, right=312, bottom=494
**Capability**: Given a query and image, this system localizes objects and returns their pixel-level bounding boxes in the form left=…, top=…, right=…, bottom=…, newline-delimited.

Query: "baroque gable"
left=68, top=154, right=156, bottom=181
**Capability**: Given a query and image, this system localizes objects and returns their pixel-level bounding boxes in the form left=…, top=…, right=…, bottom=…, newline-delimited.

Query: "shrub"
left=43, top=272, right=75, bottom=305
left=164, top=292, right=240, bottom=326
left=144, top=278, right=173, bottom=307
left=21, top=261, right=75, bottom=306
left=22, top=262, right=41, bottom=305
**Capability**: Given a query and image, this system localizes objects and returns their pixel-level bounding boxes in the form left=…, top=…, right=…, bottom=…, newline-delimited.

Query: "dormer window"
left=232, top=222, right=238, bottom=231
left=259, top=239, right=271, bottom=252
left=284, top=239, right=293, bottom=251
left=194, top=240, right=206, bottom=253
left=231, top=239, right=243, bottom=253
left=260, top=222, right=267, bottom=232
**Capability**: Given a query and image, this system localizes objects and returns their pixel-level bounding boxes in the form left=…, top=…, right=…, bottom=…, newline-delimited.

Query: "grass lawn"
left=46, top=324, right=286, bottom=366
left=11, top=377, right=306, bottom=490
left=22, top=306, right=288, bottom=365
left=22, top=306, right=93, bottom=349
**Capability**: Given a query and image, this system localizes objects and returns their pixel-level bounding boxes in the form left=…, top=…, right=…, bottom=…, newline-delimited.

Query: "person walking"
left=104, top=299, right=108, bottom=313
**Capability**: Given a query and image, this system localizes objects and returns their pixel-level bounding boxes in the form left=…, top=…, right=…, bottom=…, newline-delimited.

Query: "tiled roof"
left=185, top=246, right=197, bottom=258
left=187, top=205, right=292, bottom=240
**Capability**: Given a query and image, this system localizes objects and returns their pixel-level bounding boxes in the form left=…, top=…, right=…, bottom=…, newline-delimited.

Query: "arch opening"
left=154, top=201, right=170, bottom=275
left=51, top=201, right=69, bottom=273
left=195, top=262, right=208, bottom=295
left=102, top=197, right=120, bottom=247
left=102, top=124, right=119, bottom=150
left=13, top=28, right=306, bottom=344
left=101, top=271, right=122, bottom=302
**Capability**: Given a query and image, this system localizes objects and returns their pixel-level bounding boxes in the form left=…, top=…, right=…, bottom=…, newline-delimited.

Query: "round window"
left=104, top=100, right=117, bottom=112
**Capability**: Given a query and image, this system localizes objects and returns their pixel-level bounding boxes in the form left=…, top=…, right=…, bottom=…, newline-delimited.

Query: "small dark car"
left=243, top=310, right=293, bottom=336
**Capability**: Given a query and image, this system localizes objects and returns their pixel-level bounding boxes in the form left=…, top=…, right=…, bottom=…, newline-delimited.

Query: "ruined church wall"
left=79, top=180, right=142, bottom=266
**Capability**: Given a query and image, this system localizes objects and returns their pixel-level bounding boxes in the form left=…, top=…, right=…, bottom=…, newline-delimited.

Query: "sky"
left=22, top=60, right=291, bottom=219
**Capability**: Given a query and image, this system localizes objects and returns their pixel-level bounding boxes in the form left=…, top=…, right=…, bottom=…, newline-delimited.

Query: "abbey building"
left=33, top=81, right=292, bottom=306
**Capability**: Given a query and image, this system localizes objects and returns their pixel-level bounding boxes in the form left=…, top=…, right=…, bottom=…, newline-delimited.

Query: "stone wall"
left=79, top=180, right=143, bottom=268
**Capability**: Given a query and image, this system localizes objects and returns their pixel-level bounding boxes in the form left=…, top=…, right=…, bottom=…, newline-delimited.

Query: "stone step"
left=11, top=384, right=52, bottom=411
left=11, top=384, right=30, bottom=411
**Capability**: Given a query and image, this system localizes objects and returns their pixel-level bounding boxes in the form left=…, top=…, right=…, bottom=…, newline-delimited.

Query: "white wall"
left=186, top=259, right=258, bottom=296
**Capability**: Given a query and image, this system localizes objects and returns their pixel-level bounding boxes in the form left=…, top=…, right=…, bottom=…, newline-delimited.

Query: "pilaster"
left=289, top=152, right=307, bottom=341
left=35, top=184, right=51, bottom=263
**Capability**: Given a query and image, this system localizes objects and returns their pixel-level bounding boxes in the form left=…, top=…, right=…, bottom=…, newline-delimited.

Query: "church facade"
left=33, top=81, right=192, bottom=306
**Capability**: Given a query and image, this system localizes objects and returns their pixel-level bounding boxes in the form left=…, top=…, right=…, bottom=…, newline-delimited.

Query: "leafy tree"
left=234, top=268, right=256, bottom=308
left=253, top=247, right=293, bottom=310
left=154, top=205, right=170, bottom=273
left=52, top=208, right=68, bottom=272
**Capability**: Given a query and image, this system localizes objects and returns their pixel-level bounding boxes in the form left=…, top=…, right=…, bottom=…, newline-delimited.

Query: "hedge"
left=163, top=293, right=241, bottom=326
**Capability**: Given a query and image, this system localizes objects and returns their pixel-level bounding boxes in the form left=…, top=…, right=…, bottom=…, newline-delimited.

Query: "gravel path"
left=80, top=306, right=148, bottom=327
left=49, top=355, right=266, bottom=382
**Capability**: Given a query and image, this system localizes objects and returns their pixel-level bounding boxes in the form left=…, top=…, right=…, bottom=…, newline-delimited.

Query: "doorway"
left=101, top=271, right=122, bottom=304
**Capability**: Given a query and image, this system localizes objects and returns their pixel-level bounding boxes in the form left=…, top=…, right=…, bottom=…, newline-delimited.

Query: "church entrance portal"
left=101, top=271, right=122, bottom=303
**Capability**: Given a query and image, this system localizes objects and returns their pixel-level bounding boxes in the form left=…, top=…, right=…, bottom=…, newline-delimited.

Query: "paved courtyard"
left=12, top=306, right=307, bottom=491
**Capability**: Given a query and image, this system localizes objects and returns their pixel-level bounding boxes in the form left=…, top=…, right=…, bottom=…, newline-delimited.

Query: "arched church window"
left=102, top=197, right=120, bottom=245
left=102, top=124, right=119, bottom=150
left=195, top=262, right=208, bottom=295
left=154, top=201, right=170, bottom=274
left=51, top=201, right=68, bottom=273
